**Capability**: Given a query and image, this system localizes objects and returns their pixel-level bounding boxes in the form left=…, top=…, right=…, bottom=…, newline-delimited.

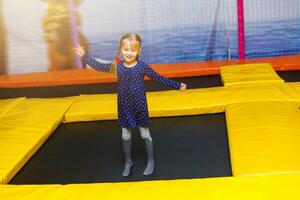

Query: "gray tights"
left=121, top=127, right=154, bottom=176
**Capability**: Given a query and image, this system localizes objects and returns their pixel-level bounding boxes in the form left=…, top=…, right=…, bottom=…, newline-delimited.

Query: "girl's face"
left=120, top=39, right=141, bottom=65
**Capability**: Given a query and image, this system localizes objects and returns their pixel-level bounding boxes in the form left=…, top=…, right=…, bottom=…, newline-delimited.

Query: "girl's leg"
left=122, top=128, right=133, bottom=177
left=139, top=127, right=154, bottom=175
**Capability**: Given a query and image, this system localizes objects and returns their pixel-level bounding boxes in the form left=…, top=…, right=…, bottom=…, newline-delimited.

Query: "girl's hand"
left=73, top=44, right=85, bottom=57
left=180, top=83, right=187, bottom=91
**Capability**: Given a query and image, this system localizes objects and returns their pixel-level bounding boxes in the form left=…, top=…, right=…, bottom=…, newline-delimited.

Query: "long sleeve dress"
left=83, top=55, right=181, bottom=128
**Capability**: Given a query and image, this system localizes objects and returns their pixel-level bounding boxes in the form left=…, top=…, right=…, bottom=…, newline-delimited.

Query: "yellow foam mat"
left=288, top=82, right=300, bottom=99
left=0, top=173, right=300, bottom=199
left=64, top=82, right=300, bottom=123
left=64, top=88, right=230, bottom=122
left=220, top=63, right=284, bottom=86
left=0, top=98, right=73, bottom=184
left=64, top=94, right=118, bottom=122
left=226, top=101, right=300, bottom=176
left=225, top=83, right=300, bottom=103
left=0, top=98, right=25, bottom=117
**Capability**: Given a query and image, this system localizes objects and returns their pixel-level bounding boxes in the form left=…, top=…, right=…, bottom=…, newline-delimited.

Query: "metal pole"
left=237, top=0, right=245, bottom=59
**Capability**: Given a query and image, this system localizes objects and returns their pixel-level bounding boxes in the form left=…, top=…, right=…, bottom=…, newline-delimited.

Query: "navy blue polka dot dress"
left=83, top=55, right=181, bottom=128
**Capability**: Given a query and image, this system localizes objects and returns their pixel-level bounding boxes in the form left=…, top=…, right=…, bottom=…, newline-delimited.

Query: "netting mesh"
left=0, top=0, right=299, bottom=74
left=80, top=0, right=237, bottom=63
left=243, top=0, right=300, bottom=58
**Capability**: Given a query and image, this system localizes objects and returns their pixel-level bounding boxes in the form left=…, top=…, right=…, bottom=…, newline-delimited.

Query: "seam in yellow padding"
left=288, top=82, right=300, bottom=99
left=220, top=63, right=284, bottom=86
left=0, top=98, right=74, bottom=184
left=226, top=101, right=300, bottom=176
left=0, top=97, right=25, bottom=119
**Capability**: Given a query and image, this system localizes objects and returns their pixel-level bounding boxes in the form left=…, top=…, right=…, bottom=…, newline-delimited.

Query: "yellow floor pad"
left=64, top=94, right=118, bottom=122
left=0, top=173, right=299, bottom=200
left=226, top=101, right=300, bottom=176
left=220, top=63, right=284, bottom=86
left=288, top=82, right=300, bottom=99
left=0, top=98, right=25, bottom=118
left=64, top=88, right=230, bottom=122
left=64, top=82, right=300, bottom=123
left=0, top=98, right=73, bottom=184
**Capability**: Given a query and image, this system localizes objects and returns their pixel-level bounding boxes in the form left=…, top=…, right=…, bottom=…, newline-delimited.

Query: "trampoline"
left=1, top=75, right=230, bottom=184
left=10, top=114, right=230, bottom=184
left=1, top=60, right=300, bottom=199
left=2, top=68, right=300, bottom=184
left=1, top=0, right=300, bottom=198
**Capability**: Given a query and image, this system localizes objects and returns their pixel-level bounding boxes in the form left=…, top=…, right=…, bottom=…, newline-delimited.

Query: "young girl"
left=74, top=33, right=187, bottom=177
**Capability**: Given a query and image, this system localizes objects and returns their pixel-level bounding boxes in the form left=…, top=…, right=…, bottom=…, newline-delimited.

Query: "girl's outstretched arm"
left=73, top=45, right=111, bottom=72
left=145, top=64, right=186, bottom=90
left=82, top=55, right=111, bottom=72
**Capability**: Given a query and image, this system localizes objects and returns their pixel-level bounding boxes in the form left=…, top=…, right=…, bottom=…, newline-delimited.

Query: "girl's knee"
left=122, top=128, right=132, bottom=141
left=139, top=127, right=152, bottom=141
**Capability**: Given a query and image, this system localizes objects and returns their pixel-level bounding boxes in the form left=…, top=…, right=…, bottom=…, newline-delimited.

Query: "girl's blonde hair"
left=110, top=33, right=142, bottom=77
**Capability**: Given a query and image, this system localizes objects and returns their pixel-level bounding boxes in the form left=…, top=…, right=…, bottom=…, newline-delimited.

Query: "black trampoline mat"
left=277, top=70, right=300, bottom=82
left=10, top=113, right=231, bottom=184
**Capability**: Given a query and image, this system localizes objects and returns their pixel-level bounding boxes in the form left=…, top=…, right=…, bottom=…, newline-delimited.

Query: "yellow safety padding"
left=225, top=83, right=300, bottom=103
left=64, top=87, right=231, bottom=122
left=64, top=94, right=118, bottom=122
left=226, top=101, right=300, bottom=176
left=0, top=97, right=25, bottom=118
left=288, top=82, right=300, bottom=100
left=147, top=88, right=227, bottom=117
left=0, top=173, right=300, bottom=199
left=0, top=98, right=73, bottom=184
left=64, top=82, right=300, bottom=123
left=220, top=63, right=284, bottom=86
